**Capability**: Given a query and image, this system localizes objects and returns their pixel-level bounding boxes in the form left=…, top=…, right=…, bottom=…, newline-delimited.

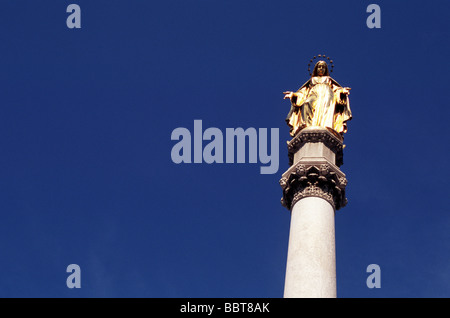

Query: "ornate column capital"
left=281, top=127, right=348, bottom=211
left=280, top=162, right=347, bottom=211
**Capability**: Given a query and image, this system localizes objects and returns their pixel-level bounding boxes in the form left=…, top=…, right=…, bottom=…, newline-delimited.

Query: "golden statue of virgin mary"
left=284, top=59, right=352, bottom=138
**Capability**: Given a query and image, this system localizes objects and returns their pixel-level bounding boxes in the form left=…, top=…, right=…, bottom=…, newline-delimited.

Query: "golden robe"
left=286, top=76, right=352, bottom=137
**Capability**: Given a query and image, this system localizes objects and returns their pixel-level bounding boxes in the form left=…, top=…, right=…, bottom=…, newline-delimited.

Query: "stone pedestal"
left=280, top=127, right=348, bottom=298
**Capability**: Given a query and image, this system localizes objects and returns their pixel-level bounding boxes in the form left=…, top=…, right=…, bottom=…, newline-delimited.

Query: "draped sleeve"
left=331, top=83, right=352, bottom=134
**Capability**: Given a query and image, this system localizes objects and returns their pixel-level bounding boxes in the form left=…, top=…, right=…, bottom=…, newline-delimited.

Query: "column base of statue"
left=280, top=127, right=348, bottom=298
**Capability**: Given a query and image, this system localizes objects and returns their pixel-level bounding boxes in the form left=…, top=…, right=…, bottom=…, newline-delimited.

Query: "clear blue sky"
left=0, top=0, right=448, bottom=297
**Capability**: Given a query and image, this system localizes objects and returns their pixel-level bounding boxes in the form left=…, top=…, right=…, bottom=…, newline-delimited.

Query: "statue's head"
left=312, top=61, right=329, bottom=77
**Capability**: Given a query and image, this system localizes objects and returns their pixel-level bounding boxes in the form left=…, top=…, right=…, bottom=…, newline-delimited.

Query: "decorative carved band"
left=280, top=162, right=347, bottom=211
left=288, top=128, right=344, bottom=167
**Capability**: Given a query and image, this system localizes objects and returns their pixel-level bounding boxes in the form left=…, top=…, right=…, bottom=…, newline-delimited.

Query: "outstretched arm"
left=283, top=87, right=308, bottom=106
left=334, top=86, right=351, bottom=105
left=283, top=91, right=294, bottom=100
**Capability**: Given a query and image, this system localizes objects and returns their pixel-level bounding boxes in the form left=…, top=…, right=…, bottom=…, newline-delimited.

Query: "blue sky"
left=0, top=0, right=449, bottom=297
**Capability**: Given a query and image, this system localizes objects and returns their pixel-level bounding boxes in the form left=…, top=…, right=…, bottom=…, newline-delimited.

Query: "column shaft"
left=283, top=197, right=336, bottom=298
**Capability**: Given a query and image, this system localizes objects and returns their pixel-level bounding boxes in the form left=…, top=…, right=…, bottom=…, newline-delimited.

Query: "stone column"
left=280, top=127, right=348, bottom=298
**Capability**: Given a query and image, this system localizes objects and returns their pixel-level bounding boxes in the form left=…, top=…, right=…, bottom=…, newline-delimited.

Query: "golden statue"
left=284, top=56, right=352, bottom=138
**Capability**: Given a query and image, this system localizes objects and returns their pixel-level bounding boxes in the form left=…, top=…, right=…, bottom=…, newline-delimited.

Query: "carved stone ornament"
left=288, top=128, right=344, bottom=167
left=280, top=163, right=347, bottom=211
